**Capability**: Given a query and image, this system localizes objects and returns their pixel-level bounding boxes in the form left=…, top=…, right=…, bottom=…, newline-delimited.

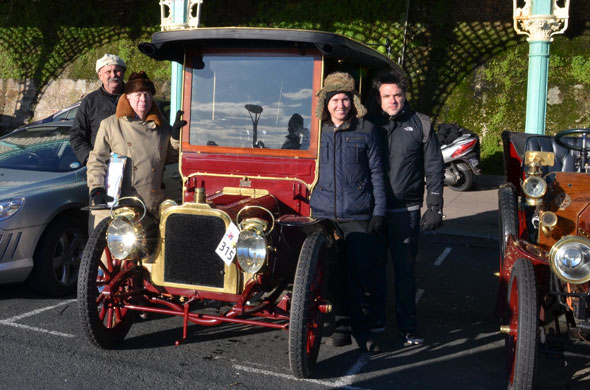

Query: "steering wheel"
left=554, top=128, right=590, bottom=152
left=555, top=128, right=590, bottom=173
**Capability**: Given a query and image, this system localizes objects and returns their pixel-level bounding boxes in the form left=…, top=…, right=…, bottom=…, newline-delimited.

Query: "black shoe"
left=325, top=330, right=352, bottom=347
left=402, top=330, right=424, bottom=346
left=355, top=333, right=381, bottom=353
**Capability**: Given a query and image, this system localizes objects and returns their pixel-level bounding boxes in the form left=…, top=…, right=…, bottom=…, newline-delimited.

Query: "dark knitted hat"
left=315, top=72, right=367, bottom=121
left=125, top=71, right=156, bottom=95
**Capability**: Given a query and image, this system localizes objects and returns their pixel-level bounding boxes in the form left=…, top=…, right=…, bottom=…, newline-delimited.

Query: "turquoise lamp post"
left=160, top=0, right=204, bottom=125
left=513, top=0, right=569, bottom=135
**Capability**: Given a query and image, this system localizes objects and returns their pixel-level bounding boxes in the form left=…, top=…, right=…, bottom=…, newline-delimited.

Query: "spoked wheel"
left=505, top=258, right=538, bottom=390
left=498, top=183, right=519, bottom=268
left=77, top=218, right=137, bottom=349
left=449, top=162, right=474, bottom=192
left=289, top=231, right=330, bottom=378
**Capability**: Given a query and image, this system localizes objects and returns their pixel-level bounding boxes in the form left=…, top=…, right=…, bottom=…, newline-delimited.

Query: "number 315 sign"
left=215, top=222, right=240, bottom=266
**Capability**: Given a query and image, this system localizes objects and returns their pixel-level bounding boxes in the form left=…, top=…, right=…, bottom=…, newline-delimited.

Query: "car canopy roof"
left=139, top=27, right=398, bottom=72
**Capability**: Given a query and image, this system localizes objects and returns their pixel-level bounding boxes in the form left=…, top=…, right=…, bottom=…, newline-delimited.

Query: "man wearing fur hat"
left=310, top=71, right=386, bottom=352
left=87, top=71, right=185, bottom=224
left=69, top=53, right=127, bottom=165
left=368, top=69, right=445, bottom=346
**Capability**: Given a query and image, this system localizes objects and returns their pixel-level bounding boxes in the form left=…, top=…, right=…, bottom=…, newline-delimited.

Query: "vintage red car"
left=76, top=27, right=398, bottom=378
left=498, top=129, right=590, bottom=389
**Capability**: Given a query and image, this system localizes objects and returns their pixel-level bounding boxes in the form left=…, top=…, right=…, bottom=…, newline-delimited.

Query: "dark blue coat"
left=310, top=118, right=386, bottom=221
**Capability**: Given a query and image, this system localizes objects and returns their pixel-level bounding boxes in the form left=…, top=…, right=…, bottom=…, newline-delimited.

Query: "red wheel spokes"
left=306, top=262, right=325, bottom=355
left=95, top=246, right=131, bottom=329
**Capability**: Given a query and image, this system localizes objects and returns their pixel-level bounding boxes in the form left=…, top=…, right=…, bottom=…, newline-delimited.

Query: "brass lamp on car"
left=521, top=175, right=548, bottom=206
left=106, top=198, right=158, bottom=261
left=549, top=236, right=590, bottom=284
left=539, top=211, right=558, bottom=237
left=236, top=218, right=269, bottom=274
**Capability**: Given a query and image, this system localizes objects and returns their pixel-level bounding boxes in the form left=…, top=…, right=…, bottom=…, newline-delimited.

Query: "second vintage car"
left=498, top=129, right=590, bottom=389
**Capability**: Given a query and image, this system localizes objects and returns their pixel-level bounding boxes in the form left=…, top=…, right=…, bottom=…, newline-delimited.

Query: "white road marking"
left=0, top=299, right=76, bottom=338
left=0, top=320, right=75, bottom=337
left=377, top=338, right=501, bottom=373
left=416, top=289, right=424, bottom=303
left=233, top=353, right=371, bottom=390
left=434, top=247, right=452, bottom=266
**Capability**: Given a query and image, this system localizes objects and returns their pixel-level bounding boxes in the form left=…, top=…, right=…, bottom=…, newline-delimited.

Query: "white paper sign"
left=105, top=153, right=127, bottom=207
left=215, top=222, right=240, bottom=266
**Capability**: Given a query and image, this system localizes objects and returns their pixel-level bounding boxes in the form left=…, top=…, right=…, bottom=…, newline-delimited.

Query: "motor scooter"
left=438, top=123, right=481, bottom=192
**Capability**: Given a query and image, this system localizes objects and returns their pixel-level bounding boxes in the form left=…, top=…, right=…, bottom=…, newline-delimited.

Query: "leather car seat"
left=525, top=135, right=582, bottom=174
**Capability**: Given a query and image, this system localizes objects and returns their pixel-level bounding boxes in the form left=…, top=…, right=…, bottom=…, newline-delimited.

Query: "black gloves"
left=421, top=192, right=443, bottom=231
left=421, top=207, right=443, bottom=231
left=90, top=187, right=114, bottom=206
left=367, top=215, right=384, bottom=232
left=171, top=110, right=187, bottom=140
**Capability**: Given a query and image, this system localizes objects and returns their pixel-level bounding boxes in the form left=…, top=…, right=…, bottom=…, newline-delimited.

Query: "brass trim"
left=222, top=187, right=269, bottom=198
left=540, top=211, right=558, bottom=237
left=524, top=151, right=555, bottom=167
left=186, top=172, right=311, bottom=190
left=151, top=202, right=242, bottom=293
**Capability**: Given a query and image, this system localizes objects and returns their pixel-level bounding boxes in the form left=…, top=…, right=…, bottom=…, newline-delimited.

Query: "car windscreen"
left=189, top=53, right=314, bottom=151
left=0, top=125, right=82, bottom=172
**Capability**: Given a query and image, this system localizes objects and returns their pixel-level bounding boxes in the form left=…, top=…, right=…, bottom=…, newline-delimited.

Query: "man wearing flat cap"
left=69, top=53, right=127, bottom=165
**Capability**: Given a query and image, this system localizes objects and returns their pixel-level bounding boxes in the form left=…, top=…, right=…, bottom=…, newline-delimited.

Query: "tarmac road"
left=0, top=176, right=588, bottom=389
left=0, top=239, right=505, bottom=390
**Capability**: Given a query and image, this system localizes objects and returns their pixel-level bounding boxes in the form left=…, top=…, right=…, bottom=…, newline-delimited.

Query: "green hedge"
left=1, top=0, right=589, bottom=174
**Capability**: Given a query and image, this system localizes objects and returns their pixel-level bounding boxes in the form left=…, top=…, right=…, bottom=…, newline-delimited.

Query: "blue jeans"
left=375, top=209, right=420, bottom=332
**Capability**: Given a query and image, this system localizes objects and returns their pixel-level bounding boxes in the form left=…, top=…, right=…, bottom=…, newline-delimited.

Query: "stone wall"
left=0, top=78, right=171, bottom=135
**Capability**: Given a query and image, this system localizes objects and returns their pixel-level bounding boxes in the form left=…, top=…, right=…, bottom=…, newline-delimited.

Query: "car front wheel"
left=28, top=216, right=87, bottom=296
left=77, top=218, right=137, bottom=349
left=289, top=231, right=329, bottom=378
left=505, top=258, right=538, bottom=390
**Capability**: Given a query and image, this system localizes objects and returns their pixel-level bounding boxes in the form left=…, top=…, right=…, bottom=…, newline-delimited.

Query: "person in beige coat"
left=87, top=71, right=185, bottom=224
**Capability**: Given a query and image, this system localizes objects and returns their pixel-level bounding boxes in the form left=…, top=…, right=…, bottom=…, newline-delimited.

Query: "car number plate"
left=215, top=222, right=240, bottom=266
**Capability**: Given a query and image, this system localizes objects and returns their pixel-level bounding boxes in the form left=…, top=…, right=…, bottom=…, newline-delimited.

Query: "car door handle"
left=172, top=172, right=181, bottom=179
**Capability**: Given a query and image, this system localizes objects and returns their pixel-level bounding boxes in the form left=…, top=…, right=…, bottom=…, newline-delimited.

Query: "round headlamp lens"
left=107, top=217, right=137, bottom=260
left=236, top=229, right=267, bottom=273
left=522, top=176, right=547, bottom=199
left=550, top=236, right=590, bottom=284
left=560, top=246, right=582, bottom=268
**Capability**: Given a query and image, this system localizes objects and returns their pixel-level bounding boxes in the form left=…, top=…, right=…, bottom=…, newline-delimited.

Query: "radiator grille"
left=164, top=213, right=226, bottom=287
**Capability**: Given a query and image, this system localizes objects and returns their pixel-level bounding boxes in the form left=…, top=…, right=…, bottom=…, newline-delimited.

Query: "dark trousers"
left=331, top=220, right=384, bottom=336
left=375, top=209, right=420, bottom=332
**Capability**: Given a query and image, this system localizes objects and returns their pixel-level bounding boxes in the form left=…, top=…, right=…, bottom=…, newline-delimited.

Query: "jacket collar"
left=115, top=94, right=163, bottom=126
left=325, top=118, right=356, bottom=132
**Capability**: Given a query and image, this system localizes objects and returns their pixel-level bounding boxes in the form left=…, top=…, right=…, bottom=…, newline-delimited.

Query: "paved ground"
left=424, top=175, right=504, bottom=248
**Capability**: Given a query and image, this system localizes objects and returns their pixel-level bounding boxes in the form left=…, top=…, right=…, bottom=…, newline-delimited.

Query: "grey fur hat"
left=315, top=72, right=367, bottom=121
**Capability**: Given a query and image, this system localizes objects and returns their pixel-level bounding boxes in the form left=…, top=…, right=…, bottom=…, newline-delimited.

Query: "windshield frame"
left=181, top=48, right=322, bottom=159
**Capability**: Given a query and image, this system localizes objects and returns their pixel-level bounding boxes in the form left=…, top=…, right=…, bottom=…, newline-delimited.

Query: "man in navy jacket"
left=369, top=69, right=445, bottom=346
left=310, top=71, right=385, bottom=352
